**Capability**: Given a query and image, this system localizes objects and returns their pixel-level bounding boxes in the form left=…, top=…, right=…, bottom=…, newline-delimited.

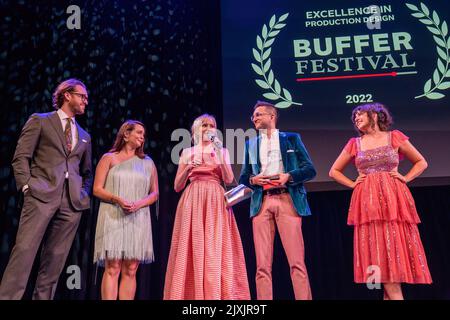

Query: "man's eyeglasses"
left=71, top=92, right=88, bottom=102
left=250, top=112, right=272, bottom=121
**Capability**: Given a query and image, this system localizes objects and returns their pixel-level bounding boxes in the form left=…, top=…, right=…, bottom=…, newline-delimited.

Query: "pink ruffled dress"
left=344, top=130, right=432, bottom=284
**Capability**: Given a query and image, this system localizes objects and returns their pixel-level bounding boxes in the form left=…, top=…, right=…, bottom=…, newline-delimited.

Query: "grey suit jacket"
left=12, top=111, right=92, bottom=211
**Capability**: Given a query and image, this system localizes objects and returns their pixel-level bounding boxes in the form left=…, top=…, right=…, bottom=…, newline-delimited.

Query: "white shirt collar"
left=260, top=129, right=279, bottom=139
left=56, top=108, right=75, bottom=125
left=57, top=108, right=74, bottom=122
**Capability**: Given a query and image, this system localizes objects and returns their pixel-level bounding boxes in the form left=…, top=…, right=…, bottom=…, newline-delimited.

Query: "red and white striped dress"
left=164, top=148, right=250, bottom=300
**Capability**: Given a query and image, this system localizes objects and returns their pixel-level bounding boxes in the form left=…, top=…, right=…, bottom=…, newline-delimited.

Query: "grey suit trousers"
left=0, top=182, right=82, bottom=300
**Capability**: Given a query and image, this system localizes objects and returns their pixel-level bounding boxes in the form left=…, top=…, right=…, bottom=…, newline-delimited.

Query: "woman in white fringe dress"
left=93, top=120, right=159, bottom=300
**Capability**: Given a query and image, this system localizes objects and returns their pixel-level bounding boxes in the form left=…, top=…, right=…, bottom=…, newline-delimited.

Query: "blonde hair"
left=190, top=114, right=217, bottom=145
left=254, top=100, right=278, bottom=122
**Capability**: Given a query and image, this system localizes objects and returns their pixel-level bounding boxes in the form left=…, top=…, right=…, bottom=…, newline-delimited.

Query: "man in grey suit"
left=0, top=78, right=92, bottom=300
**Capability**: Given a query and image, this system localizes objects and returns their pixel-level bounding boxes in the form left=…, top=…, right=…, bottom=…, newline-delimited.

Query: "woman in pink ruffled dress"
left=164, top=114, right=250, bottom=300
left=329, top=103, right=432, bottom=300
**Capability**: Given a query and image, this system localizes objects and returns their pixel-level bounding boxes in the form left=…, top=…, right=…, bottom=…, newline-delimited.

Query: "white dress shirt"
left=259, top=129, right=285, bottom=176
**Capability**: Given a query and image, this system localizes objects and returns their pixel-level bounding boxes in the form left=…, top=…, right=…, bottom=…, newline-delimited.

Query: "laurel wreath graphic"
left=406, top=2, right=450, bottom=100
left=251, top=13, right=302, bottom=108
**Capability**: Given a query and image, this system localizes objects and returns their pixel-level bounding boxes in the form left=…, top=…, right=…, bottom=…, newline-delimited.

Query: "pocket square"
left=287, top=149, right=295, bottom=153
left=82, top=139, right=88, bottom=143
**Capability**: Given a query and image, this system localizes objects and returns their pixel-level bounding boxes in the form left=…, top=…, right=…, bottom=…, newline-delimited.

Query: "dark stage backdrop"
left=0, top=0, right=449, bottom=300
left=0, top=0, right=223, bottom=300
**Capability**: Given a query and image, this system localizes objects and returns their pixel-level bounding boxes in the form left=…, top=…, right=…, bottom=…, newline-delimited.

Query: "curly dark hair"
left=351, top=102, right=393, bottom=135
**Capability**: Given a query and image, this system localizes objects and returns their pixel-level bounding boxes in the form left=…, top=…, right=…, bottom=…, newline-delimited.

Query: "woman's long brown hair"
left=109, top=120, right=146, bottom=159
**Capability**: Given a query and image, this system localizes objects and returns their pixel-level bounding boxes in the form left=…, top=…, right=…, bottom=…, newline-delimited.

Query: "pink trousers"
left=252, top=192, right=312, bottom=300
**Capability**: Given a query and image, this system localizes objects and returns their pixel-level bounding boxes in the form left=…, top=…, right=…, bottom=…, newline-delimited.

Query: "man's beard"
left=69, top=101, right=83, bottom=115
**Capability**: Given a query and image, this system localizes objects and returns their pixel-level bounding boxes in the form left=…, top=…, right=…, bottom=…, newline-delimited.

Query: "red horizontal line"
left=296, top=72, right=398, bottom=82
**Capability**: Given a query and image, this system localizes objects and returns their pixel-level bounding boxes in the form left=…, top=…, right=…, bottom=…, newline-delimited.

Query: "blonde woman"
left=164, top=114, right=250, bottom=300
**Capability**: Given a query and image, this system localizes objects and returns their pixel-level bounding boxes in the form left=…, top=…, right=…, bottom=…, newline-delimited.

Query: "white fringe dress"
left=94, top=155, right=155, bottom=266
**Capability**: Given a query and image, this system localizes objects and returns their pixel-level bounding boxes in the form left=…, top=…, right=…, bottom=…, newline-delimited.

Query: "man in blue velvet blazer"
left=239, top=100, right=316, bottom=300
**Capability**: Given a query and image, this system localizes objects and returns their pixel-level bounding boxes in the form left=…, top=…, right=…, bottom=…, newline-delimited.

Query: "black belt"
left=263, top=188, right=288, bottom=196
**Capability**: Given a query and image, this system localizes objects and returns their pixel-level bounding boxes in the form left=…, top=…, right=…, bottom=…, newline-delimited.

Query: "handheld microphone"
left=206, top=131, right=215, bottom=141
left=206, top=132, right=222, bottom=149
